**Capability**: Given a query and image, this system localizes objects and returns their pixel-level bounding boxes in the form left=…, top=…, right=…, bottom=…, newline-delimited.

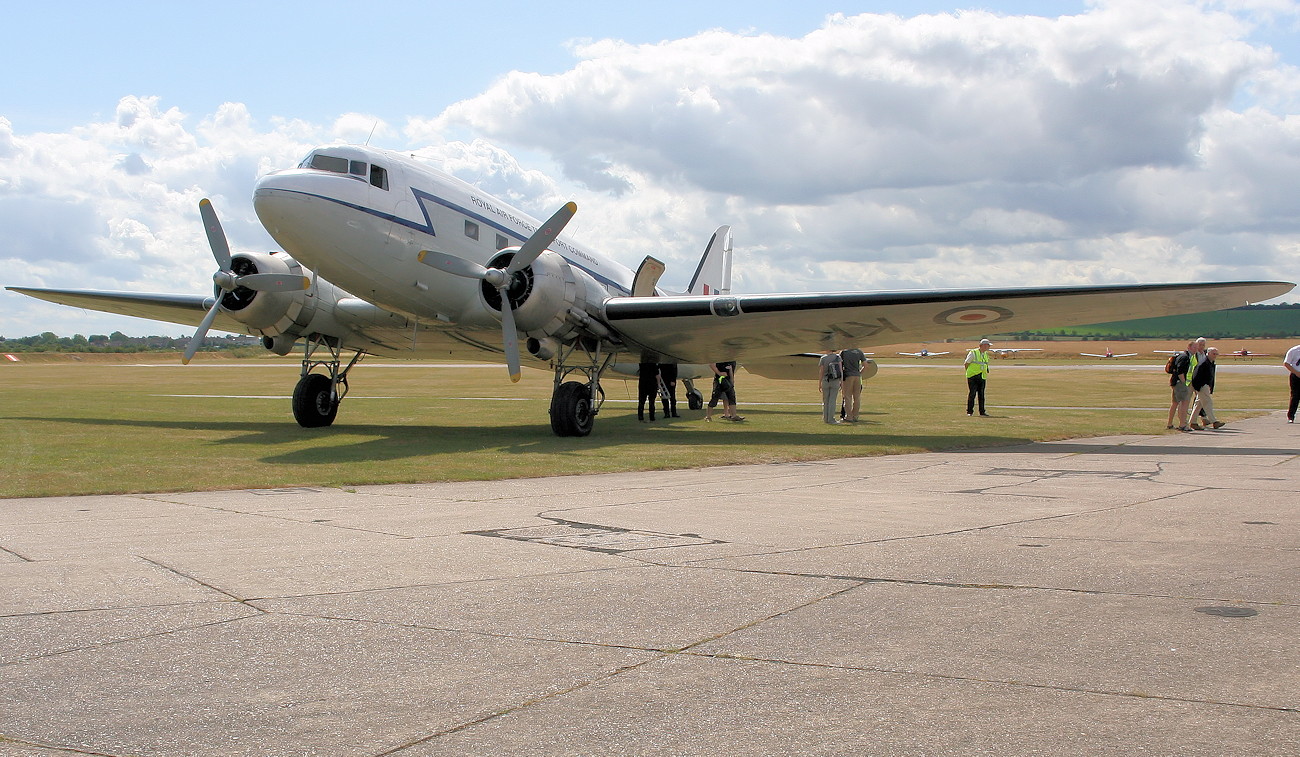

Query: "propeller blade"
left=198, top=199, right=232, bottom=271
left=182, top=299, right=222, bottom=365
left=236, top=273, right=311, bottom=292
left=417, top=249, right=489, bottom=280
left=500, top=296, right=522, bottom=383
left=507, top=201, right=577, bottom=274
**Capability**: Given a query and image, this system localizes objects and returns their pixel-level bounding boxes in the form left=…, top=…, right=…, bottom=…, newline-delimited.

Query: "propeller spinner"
left=183, top=199, right=309, bottom=364
left=418, top=201, right=577, bottom=382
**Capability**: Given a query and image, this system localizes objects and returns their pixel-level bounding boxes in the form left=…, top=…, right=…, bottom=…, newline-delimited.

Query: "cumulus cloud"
left=2, top=1, right=1299, bottom=337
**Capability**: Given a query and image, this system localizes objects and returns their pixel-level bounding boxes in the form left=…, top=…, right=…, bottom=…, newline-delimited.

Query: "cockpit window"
left=370, top=164, right=388, bottom=190
left=349, top=160, right=367, bottom=177
left=305, top=154, right=349, bottom=173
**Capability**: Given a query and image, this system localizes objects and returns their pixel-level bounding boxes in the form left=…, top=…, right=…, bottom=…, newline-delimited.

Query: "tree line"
left=0, top=332, right=260, bottom=353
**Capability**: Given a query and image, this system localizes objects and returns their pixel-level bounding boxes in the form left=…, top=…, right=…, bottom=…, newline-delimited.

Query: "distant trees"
left=0, top=332, right=260, bottom=353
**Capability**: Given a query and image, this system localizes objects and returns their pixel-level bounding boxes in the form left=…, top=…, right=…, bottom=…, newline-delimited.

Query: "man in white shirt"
left=1284, top=344, right=1300, bottom=423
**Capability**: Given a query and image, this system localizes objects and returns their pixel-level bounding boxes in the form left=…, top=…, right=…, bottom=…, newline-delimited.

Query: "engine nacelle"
left=220, top=252, right=318, bottom=334
left=482, top=249, right=604, bottom=343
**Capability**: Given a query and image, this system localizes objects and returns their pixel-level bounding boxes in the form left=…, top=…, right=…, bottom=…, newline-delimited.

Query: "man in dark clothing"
left=637, top=362, right=659, bottom=422
left=1189, top=347, right=1224, bottom=429
left=658, top=363, right=680, bottom=418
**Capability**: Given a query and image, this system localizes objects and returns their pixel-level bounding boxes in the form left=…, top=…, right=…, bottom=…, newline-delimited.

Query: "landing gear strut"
left=292, top=336, right=363, bottom=428
left=549, top=339, right=612, bottom=437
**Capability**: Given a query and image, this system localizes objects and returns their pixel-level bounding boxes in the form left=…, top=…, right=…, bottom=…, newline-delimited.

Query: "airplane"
left=989, top=347, right=1043, bottom=357
left=897, top=348, right=951, bottom=357
left=7, top=143, right=1293, bottom=436
left=1221, top=348, right=1270, bottom=357
left=1080, top=348, right=1138, bottom=358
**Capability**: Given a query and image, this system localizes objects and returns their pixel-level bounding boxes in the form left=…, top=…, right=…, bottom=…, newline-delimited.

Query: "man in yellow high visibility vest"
left=965, top=338, right=992, bottom=416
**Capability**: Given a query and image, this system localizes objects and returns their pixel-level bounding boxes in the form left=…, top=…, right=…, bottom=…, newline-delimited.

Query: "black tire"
left=550, top=380, right=594, bottom=437
left=687, top=387, right=704, bottom=411
left=292, top=373, right=339, bottom=428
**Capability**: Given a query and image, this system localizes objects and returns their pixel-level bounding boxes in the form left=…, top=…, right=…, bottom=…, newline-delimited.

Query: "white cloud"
left=2, top=2, right=1299, bottom=337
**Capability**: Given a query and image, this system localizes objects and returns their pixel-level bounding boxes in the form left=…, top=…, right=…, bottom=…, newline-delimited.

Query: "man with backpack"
left=818, top=349, right=844, bottom=424
left=1165, top=340, right=1195, bottom=431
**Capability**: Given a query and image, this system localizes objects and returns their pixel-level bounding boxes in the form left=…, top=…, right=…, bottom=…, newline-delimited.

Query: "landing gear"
left=684, top=379, right=704, bottom=411
left=292, top=373, right=338, bottom=427
left=291, top=335, right=362, bottom=428
left=548, top=339, right=612, bottom=437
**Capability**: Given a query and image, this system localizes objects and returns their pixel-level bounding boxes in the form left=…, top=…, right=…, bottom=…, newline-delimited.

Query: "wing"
left=6, top=287, right=247, bottom=333
left=601, top=281, right=1293, bottom=363
left=6, top=285, right=525, bottom=362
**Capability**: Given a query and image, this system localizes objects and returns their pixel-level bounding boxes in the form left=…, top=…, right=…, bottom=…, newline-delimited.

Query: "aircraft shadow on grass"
left=6, top=414, right=1035, bottom=466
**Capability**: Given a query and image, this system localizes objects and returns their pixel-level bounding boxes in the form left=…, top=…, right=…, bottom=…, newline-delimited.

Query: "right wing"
left=601, top=281, right=1293, bottom=364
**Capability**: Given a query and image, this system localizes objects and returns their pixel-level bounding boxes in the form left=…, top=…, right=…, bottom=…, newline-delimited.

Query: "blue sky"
left=3, top=1, right=1299, bottom=337
left=3, top=1, right=1112, bottom=132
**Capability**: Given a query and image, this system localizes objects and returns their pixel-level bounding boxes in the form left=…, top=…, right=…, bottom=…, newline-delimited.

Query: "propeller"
left=417, top=201, right=577, bottom=382
left=183, top=199, right=309, bottom=364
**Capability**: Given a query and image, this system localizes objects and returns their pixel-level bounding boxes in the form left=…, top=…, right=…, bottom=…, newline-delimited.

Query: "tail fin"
left=686, top=225, right=732, bottom=295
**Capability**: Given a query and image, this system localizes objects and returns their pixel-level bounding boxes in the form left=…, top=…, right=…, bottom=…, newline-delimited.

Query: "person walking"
left=1285, top=343, right=1300, bottom=423
left=840, top=346, right=867, bottom=422
left=705, top=360, right=742, bottom=421
left=658, top=362, right=680, bottom=418
left=818, top=349, right=844, bottom=424
left=964, top=339, right=992, bottom=416
left=1188, top=347, right=1224, bottom=429
left=637, top=362, right=659, bottom=422
left=1166, top=340, right=1195, bottom=431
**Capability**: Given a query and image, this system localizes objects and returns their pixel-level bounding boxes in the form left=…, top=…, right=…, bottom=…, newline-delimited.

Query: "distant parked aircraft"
left=1081, top=348, right=1137, bottom=358
left=1221, top=348, right=1270, bottom=357
left=898, top=348, right=951, bottom=357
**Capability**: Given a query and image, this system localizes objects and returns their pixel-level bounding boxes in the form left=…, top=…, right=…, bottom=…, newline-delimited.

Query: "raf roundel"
left=933, top=305, right=1014, bottom=326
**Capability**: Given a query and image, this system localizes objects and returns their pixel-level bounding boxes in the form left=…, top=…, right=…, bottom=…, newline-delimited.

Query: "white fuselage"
left=252, top=145, right=635, bottom=332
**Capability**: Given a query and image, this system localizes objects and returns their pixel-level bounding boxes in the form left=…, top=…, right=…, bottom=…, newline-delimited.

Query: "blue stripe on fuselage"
left=268, top=185, right=630, bottom=295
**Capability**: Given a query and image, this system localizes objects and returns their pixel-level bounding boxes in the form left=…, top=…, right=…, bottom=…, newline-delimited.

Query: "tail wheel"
left=687, top=387, right=704, bottom=411
left=292, top=373, right=339, bottom=428
left=550, top=380, right=594, bottom=437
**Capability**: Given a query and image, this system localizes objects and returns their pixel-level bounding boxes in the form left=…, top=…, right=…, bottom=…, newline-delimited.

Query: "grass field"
left=1, top=350, right=1290, bottom=498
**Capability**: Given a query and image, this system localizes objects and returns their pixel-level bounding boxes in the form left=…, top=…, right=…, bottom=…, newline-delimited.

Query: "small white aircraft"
left=897, top=348, right=951, bottom=357
left=8, top=144, right=1292, bottom=435
left=989, top=347, right=1043, bottom=357
left=1081, top=348, right=1138, bottom=358
left=1221, top=348, right=1270, bottom=357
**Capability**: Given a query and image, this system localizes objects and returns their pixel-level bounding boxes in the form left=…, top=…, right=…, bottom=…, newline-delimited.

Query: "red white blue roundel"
left=933, top=305, right=1014, bottom=326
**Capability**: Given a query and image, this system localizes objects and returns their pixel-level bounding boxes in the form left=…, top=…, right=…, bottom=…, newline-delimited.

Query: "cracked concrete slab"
left=1, top=413, right=1296, bottom=756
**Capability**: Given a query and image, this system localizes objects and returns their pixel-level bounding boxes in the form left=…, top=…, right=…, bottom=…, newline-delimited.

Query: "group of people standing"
left=636, top=360, right=741, bottom=422
left=635, top=362, right=680, bottom=422
left=817, top=347, right=869, bottom=424
left=1166, top=337, right=1225, bottom=432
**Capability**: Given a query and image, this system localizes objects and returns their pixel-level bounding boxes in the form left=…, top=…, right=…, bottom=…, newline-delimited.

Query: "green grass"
left=0, top=357, right=1286, bottom=498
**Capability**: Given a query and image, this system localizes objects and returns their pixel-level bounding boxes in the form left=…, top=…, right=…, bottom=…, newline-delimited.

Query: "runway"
left=1, top=414, right=1297, bottom=755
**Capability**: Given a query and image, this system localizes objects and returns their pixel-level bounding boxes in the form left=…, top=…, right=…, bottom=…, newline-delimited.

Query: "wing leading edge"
left=6, top=287, right=243, bottom=333
left=601, top=280, right=1294, bottom=363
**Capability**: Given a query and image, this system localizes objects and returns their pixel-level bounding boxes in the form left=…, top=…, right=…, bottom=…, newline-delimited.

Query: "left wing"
left=7, top=288, right=237, bottom=332
left=601, top=281, right=1293, bottom=363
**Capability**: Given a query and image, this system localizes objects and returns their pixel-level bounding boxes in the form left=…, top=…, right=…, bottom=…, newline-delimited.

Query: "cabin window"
left=370, top=164, right=388, bottom=190
left=495, top=234, right=510, bottom=250
left=349, top=160, right=367, bottom=177
left=306, top=154, right=349, bottom=173
left=465, top=220, right=480, bottom=241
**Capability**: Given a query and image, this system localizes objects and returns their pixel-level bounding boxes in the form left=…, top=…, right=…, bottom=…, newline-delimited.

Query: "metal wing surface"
left=5, top=286, right=511, bottom=362
left=602, top=281, right=1293, bottom=364
left=7, top=287, right=244, bottom=333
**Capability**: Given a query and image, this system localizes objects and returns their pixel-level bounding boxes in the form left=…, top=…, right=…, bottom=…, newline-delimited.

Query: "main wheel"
left=550, top=380, right=595, bottom=437
left=292, top=373, right=339, bottom=428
